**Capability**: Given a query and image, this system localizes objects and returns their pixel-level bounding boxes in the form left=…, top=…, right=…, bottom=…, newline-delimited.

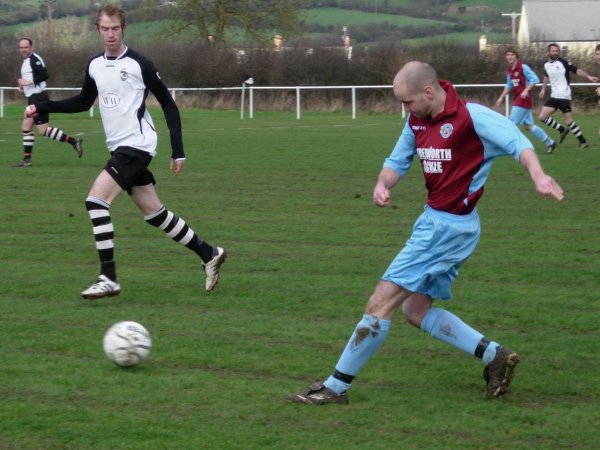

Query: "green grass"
left=0, top=105, right=599, bottom=449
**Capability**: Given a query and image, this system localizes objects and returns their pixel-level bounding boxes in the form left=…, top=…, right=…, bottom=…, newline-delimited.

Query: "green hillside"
left=0, top=1, right=519, bottom=45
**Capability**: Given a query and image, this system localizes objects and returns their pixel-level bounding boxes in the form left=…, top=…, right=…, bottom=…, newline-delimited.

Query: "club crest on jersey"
left=440, top=123, right=453, bottom=139
left=120, top=68, right=128, bottom=81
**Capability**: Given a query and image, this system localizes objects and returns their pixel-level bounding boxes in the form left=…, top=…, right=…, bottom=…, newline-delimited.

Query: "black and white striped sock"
left=85, top=196, right=116, bottom=280
left=44, top=127, right=75, bottom=145
left=568, top=121, right=586, bottom=142
left=543, top=116, right=566, bottom=133
left=22, top=130, right=34, bottom=158
left=145, top=205, right=214, bottom=263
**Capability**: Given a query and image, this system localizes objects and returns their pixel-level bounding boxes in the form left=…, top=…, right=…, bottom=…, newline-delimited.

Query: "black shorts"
left=104, top=147, right=156, bottom=194
left=544, top=97, right=572, bottom=113
left=27, top=92, right=50, bottom=125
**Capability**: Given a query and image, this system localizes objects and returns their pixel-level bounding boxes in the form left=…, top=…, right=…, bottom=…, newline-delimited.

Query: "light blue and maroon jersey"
left=384, top=80, right=532, bottom=215
left=505, top=60, right=540, bottom=108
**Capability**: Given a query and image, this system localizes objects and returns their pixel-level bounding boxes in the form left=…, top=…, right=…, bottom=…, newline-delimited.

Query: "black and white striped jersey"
left=36, top=46, right=184, bottom=159
left=543, top=57, right=577, bottom=100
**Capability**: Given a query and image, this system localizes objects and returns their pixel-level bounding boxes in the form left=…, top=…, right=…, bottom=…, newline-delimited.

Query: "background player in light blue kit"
left=495, top=48, right=557, bottom=153
left=288, top=61, right=564, bottom=405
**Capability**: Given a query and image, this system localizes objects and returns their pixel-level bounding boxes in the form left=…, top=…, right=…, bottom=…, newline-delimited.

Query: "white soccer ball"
left=103, top=321, right=152, bottom=367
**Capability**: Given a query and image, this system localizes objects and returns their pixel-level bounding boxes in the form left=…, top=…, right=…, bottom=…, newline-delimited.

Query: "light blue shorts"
left=381, top=206, right=481, bottom=300
left=509, top=106, right=534, bottom=126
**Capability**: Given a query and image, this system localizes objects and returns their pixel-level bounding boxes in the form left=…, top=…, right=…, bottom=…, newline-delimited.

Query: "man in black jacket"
left=16, top=37, right=82, bottom=167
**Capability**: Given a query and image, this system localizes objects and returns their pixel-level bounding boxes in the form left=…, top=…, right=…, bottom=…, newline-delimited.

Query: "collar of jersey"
left=429, top=79, right=460, bottom=124
left=104, top=45, right=128, bottom=61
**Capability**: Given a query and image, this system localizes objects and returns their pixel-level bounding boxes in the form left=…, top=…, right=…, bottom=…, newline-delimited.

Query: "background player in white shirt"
left=538, top=43, right=598, bottom=150
left=594, top=44, right=600, bottom=124
left=25, top=5, right=226, bottom=298
left=16, top=38, right=82, bottom=167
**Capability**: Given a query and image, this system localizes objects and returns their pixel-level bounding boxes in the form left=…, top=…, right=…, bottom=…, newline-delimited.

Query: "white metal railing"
left=2, top=83, right=598, bottom=120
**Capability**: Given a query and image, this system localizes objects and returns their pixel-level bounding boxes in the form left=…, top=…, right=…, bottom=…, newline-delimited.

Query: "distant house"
left=517, top=0, right=600, bottom=55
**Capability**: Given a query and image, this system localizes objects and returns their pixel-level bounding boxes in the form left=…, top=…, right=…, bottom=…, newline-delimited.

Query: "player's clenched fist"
left=373, top=184, right=391, bottom=207
left=24, top=104, right=37, bottom=118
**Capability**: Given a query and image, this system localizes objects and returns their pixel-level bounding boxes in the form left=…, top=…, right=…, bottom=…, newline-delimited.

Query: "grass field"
left=0, top=104, right=599, bottom=449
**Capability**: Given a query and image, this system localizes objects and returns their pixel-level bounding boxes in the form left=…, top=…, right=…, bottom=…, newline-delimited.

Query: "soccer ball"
left=103, top=321, right=152, bottom=367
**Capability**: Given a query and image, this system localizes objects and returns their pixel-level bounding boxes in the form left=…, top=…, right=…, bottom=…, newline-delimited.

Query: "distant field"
left=456, top=0, right=521, bottom=8
left=302, top=7, right=452, bottom=27
left=403, top=30, right=512, bottom=46
left=303, top=1, right=521, bottom=10
left=0, top=105, right=598, bottom=449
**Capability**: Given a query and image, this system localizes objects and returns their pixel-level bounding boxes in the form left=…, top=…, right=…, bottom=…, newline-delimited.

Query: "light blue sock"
left=482, top=342, right=500, bottom=365
left=531, top=124, right=553, bottom=145
left=420, top=307, right=494, bottom=357
left=324, top=313, right=391, bottom=394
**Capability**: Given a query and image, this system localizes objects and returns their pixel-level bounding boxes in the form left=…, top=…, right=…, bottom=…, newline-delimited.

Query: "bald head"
left=393, top=61, right=446, bottom=119
left=393, top=61, right=439, bottom=96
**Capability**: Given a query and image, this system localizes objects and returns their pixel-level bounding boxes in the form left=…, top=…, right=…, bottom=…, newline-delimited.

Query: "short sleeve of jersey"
left=383, top=119, right=416, bottom=176
left=522, top=64, right=540, bottom=84
left=466, top=103, right=532, bottom=161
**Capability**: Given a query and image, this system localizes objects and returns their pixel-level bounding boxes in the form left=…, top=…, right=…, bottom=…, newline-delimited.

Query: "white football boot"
left=81, top=275, right=121, bottom=299
left=203, top=247, right=226, bottom=292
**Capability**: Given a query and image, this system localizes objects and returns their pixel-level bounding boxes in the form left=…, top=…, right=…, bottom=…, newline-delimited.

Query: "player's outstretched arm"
left=519, top=149, right=564, bottom=201
left=576, top=68, right=599, bottom=83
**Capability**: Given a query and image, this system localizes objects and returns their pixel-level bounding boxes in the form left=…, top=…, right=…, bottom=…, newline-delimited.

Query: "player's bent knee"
left=402, top=294, right=432, bottom=328
left=365, top=282, right=411, bottom=319
left=402, top=307, right=427, bottom=328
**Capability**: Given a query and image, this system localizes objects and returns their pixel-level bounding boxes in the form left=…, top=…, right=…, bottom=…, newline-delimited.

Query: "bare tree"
left=149, top=0, right=303, bottom=45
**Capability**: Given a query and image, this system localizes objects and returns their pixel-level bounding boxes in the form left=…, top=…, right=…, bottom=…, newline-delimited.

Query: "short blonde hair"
left=95, top=4, right=127, bottom=28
